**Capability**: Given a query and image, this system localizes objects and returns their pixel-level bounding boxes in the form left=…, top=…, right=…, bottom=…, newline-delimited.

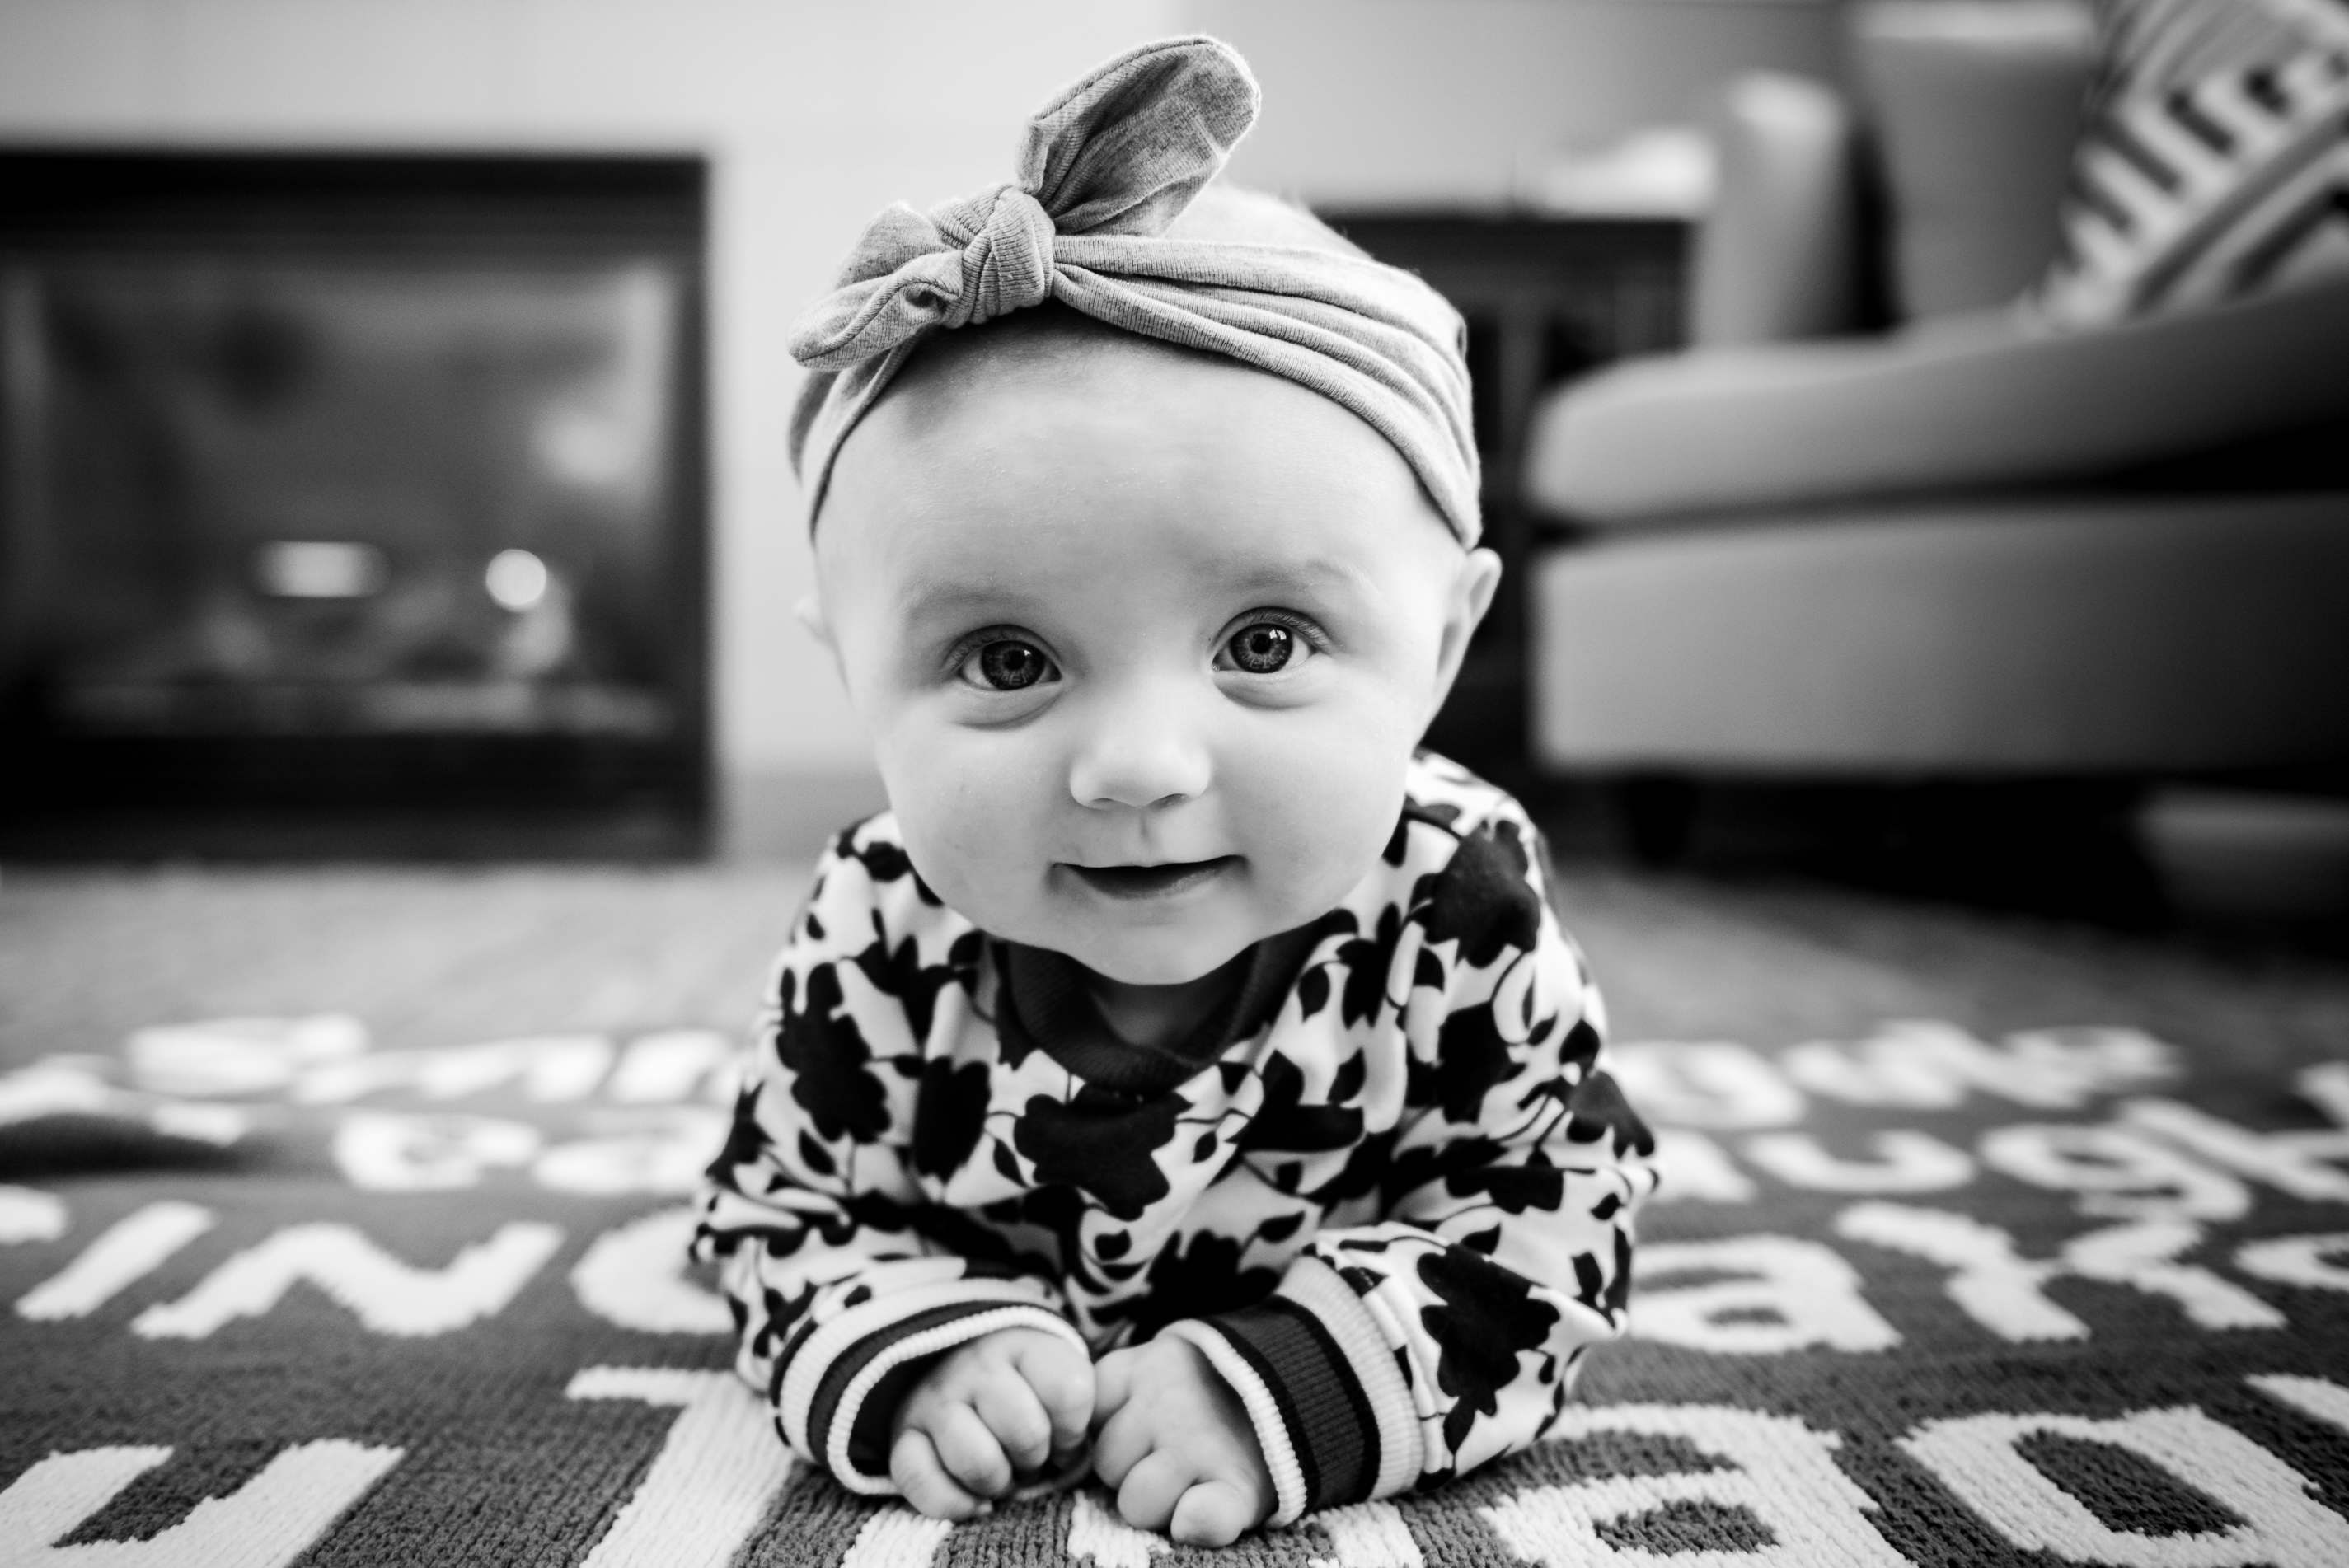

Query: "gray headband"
left=786, top=35, right=1482, bottom=544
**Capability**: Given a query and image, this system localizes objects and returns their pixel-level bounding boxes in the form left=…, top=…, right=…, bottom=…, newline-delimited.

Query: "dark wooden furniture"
left=1319, top=213, right=1687, bottom=788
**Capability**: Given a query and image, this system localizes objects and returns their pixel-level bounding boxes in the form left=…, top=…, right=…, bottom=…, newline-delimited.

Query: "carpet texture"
left=2, top=864, right=2347, bottom=1566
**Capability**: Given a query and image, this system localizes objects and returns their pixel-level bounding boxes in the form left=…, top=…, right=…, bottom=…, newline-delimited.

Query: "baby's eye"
left=1221, top=621, right=1296, bottom=675
left=960, top=638, right=1057, bottom=691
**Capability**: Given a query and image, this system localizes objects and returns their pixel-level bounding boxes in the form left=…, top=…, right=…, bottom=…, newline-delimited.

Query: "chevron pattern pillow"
left=2039, top=0, right=2349, bottom=325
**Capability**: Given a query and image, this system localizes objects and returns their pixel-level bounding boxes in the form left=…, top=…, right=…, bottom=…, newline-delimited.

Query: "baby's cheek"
left=882, top=725, right=1056, bottom=919
left=1225, top=700, right=1414, bottom=906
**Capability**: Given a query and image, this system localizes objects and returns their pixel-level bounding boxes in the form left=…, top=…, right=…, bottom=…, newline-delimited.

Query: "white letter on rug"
left=2122, top=1100, right=2349, bottom=1203
left=2236, top=1233, right=2349, bottom=1294
left=1742, top=1130, right=1975, bottom=1193
left=1308, top=1500, right=1423, bottom=1568
left=127, top=1014, right=365, bottom=1097
left=2251, top=1374, right=2349, bottom=1435
left=1606, top=1043, right=1803, bottom=1130
left=1647, top=1130, right=1756, bottom=1204
left=17, top=1202, right=216, bottom=1322
left=332, top=1112, right=542, bottom=1191
left=572, top=1207, right=731, bottom=1334
left=534, top=1109, right=727, bottom=1196
left=608, top=1031, right=736, bottom=1104
left=130, top=1221, right=561, bottom=1338
left=1068, top=1490, right=1166, bottom=1568
left=2296, top=1061, right=2349, bottom=1127
left=1633, top=1236, right=1899, bottom=1354
left=296, top=1036, right=612, bottom=1105
left=421, top=1036, right=613, bottom=1102
left=1901, top=1407, right=2349, bottom=1566
left=0, top=1439, right=400, bottom=1566
left=1784, top=1023, right=2172, bottom=1112
left=1483, top=1404, right=1906, bottom=1567
left=1836, top=1204, right=2283, bottom=1339
left=840, top=1506, right=955, bottom=1568
left=566, top=1367, right=796, bottom=1568
left=1979, top=1123, right=2249, bottom=1222
left=2064, top=1222, right=2284, bottom=1329
left=0, top=1186, right=66, bottom=1244
left=1836, top=1204, right=2084, bottom=1341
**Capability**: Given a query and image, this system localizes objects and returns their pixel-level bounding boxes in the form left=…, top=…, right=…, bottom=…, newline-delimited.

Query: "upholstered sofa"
left=1521, top=2, right=2349, bottom=788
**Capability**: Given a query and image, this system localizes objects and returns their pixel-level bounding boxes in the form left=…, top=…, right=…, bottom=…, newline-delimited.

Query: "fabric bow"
left=787, top=35, right=1481, bottom=542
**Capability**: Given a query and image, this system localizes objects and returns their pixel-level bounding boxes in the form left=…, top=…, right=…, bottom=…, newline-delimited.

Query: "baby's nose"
left=1067, top=698, right=1212, bottom=812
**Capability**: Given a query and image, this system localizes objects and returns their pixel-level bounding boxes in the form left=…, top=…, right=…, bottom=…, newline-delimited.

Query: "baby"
left=696, top=37, right=1655, bottom=1547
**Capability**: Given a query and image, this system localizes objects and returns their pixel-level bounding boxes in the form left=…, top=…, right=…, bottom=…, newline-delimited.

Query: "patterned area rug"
left=2, top=865, right=2347, bottom=1566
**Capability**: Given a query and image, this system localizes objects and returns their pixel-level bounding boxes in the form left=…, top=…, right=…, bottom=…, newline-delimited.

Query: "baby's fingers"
left=1114, top=1450, right=1195, bottom=1535
left=973, top=1374, right=1053, bottom=1474
left=1090, top=1347, right=1135, bottom=1433
left=1170, top=1478, right=1262, bottom=1547
left=930, top=1402, right=1015, bottom=1499
left=1089, top=1400, right=1152, bottom=1490
left=1012, top=1336, right=1095, bottom=1453
left=891, top=1429, right=982, bottom=1522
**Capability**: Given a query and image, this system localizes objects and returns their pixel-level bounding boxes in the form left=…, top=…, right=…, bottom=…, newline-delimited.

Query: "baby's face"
left=813, top=325, right=1495, bottom=985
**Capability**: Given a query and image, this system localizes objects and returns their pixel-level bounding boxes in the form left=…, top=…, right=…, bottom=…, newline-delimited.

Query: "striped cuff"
left=771, top=1280, right=1086, bottom=1495
left=1165, top=1257, right=1425, bottom=1524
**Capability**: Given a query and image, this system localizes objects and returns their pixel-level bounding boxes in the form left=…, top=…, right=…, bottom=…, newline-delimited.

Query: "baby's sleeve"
left=693, top=826, right=1085, bottom=1495
left=1162, top=806, right=1657, bottom=1522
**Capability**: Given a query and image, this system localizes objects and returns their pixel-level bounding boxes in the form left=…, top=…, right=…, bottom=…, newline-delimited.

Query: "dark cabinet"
left=1319, top=213, right=1686, bottom=787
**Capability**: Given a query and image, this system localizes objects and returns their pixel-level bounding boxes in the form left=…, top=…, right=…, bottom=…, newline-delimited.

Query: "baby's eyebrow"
left=896, top=578, right=1038, bottom=626
left=893, top=551, right=1376, bottom=630
left=1207, top=552, right=1377, bottom=602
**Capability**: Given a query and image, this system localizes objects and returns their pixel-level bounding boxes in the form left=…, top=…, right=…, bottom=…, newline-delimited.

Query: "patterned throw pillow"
left=2038, top=0, right=2349, bottom=325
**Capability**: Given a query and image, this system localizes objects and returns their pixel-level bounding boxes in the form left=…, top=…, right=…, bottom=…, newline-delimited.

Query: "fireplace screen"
left=0, top=155, right=707, bottom=855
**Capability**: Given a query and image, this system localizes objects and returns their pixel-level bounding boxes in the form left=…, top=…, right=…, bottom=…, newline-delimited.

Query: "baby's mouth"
left=1062, top=856, right=1238, bottom=901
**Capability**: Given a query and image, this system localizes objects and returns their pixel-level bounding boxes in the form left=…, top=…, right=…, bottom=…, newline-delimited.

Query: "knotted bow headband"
left=786, top=35, right=1482, bottom=544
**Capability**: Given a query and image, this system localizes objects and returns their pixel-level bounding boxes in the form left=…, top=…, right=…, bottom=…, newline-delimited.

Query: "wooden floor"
left=5, top=859, right=2345, bottom=1077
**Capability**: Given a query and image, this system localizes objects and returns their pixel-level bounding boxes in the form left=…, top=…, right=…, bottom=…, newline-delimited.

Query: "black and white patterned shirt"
left=696, top=752, right=1657, bottom=1523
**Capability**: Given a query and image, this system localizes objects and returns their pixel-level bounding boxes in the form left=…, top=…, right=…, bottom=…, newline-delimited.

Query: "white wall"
left=0, top=0, right=1839, bottom=850
left=1207, top=1, right=1842, bottom=206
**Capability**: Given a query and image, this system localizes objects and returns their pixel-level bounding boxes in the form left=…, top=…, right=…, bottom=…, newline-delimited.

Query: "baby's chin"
left=945, top=874, right=1288, bottom=988
left=990, top=901, right=1264, bottom=988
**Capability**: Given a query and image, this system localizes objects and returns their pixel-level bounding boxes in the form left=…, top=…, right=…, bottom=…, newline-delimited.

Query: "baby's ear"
left=795, top=592, right=837, bottom=653
left=1458, top=545, right=1503, bottom=632
left=1431, top=546, right=1503, bottom=710
left=796, top=591, right=851, bottom=689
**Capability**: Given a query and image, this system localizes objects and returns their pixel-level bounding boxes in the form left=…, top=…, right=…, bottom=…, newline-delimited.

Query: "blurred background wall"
left=0, top=0, right=1841, bottom=853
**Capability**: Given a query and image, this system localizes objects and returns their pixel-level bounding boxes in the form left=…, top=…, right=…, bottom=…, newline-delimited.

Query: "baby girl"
left=696, top=35, right=1655, bottom=1547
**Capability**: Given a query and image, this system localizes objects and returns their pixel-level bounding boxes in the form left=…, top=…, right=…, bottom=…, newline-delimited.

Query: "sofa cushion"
left=1853, top=2, right=2098, bottom=321
left=1522, top=274, right=2349, bottom=526
left=1690, top=73, right=1865, bottom=345
left=2039, top=0, right=2349, bottom=326
left=1530, top=494, right=2349, bottom=773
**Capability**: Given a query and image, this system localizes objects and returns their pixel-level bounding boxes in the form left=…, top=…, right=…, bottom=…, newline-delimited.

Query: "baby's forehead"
left=820, top=316, right=1456, bottom=614
left=839, top=322, right=1445, bottom=545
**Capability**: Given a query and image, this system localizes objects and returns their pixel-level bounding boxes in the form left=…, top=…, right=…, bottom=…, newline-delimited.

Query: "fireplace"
left=0, top=152, right=708, bottom=858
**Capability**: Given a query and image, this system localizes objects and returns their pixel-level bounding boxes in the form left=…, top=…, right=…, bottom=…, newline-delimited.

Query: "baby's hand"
left=1090, top=1336, right=1275, bottom=1546
left=890, top=1327, right=1094, bottom=1520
